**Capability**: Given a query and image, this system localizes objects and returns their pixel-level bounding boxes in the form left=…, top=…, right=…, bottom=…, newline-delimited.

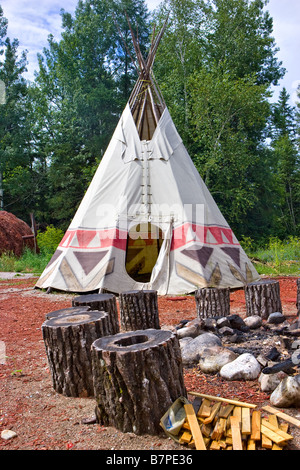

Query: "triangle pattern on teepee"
left=73, top=250, right=109, bottom=276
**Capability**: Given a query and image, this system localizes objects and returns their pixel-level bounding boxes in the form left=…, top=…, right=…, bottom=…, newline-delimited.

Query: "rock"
left=179, top=337, right=193, bottom=349
left=227, top=314, right=249, bottom=332
left=216, top=317, right=230, bottom=329
left=199, top=346, right=237, bottom=374
left=176, top=321, right=203, bottom=339
left=267, top=312, right=286, bottom=324
left=218, top=326, right=235, bottom=336
left=222, top=330, right=245, bottom=344
left=181, top=332, right=222, bottom=365
left=259, top=371, right=288, bottom=393
left=1, top=429, right=17, bottom=440
left=270, top=374, right=300, bottom=408
left=220, top=353, right=261, bottom=381
left=202, top=318, right=218, bottom=331
left=256, top=354, right=268, bottom=367
left=244, top=315, right=262, bottom=330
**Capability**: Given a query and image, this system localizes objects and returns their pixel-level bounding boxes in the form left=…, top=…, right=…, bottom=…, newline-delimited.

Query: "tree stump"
left=91, top=329, right=186, bottom=435
left=119, top=290, right=160, bottom=331
left=297, top=279, right=300, bottom=315
left=42, top=311, right=111, bottom=397
left=72, top=293, right=119, bottom=335
left=195, top=287, right=230, bottom=318
left=45, top=306, right=90, bottom=320
left=244, top=279, right=282, bottom=319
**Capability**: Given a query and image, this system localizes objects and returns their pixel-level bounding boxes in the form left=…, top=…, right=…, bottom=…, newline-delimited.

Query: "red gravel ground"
left=0, top=275, right=300, bottom=451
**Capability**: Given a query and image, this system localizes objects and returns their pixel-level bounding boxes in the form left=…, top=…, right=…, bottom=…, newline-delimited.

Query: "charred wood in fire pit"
left=262, top=358, right=297, bottom=375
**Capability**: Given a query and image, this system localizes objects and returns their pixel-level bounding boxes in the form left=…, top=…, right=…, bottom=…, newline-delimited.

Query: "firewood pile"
left=172, top=392, right=300, bottom=450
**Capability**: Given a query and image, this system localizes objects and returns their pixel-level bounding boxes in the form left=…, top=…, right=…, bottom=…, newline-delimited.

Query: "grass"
left=0, top=248, right=51, bottom=274
left=241, top=236, right=300, bottom=277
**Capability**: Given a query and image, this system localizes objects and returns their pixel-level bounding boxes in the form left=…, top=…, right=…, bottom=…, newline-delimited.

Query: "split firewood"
left=202, top=402, right=221, bottom=424
left=241, top=407, right=251, bottom=435
left=197, top=398, right=213, bottom=419
left=250, top=410, right=261, bottom=441
left=184, top=404, right=207, bottom=450
left=230, top=416, right=243, bottom=450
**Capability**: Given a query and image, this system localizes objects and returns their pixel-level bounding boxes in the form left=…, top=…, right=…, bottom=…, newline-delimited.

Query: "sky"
left=1, top=0, right=299, bottom=105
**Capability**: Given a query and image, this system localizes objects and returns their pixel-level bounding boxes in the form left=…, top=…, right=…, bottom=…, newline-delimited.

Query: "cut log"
left=195, top=287, right=230, bottom=318
left=72, top=293, right=119, bottom=334
left=91, top=328, right=186, bottom=435
left=119, top=290, right=160, bottom=331
left=45, top=306, right=90, bottom=320
left=244, top=279, right=282, bottom=319
left=42, top=311, right=111, bottom=397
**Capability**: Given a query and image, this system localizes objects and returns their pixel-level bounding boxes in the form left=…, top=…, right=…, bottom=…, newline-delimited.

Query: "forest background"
left=0, top=0, right=299, bottom=275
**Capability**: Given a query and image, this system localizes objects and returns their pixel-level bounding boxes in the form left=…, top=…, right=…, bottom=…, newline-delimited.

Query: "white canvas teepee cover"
left=36, top=102, right=259, bottom=294
left=36, top=20, right=259, bottom=295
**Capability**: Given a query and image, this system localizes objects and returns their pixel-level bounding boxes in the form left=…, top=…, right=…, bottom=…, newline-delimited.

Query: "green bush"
left=36, top=225, right=64, bottom=255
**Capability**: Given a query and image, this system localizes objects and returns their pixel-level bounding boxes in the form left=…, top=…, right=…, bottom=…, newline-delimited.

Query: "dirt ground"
left=1, top=274, right=300, bottom=451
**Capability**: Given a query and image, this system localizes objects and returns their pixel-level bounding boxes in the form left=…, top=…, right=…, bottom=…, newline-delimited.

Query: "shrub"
left=36, top=225, right=64, bottom=255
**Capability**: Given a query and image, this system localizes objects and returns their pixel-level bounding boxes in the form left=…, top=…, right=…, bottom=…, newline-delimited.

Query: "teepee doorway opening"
left=125, top=222, right=164, bottom=283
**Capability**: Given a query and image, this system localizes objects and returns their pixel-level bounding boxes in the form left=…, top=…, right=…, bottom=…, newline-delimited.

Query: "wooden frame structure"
left=126, top=16, right=168, bottom=140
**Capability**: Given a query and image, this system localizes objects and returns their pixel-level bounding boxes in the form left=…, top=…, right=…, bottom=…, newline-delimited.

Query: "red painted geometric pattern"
left=59, top=224, right=238, bottom=253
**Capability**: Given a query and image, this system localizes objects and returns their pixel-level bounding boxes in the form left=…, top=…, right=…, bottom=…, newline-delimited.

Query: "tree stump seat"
left=45, top=306, right=91, bottom=320
left=91, top=328, right=186, bottom=435
left=72, top=293, right=119, bottom=334
left=195, top=287, right=230, bottom=318
left=42, top=311, right=111, bottom=398
left=244, top=279, right=282, bottom=319
left=119, top=290, right=160, bottom=331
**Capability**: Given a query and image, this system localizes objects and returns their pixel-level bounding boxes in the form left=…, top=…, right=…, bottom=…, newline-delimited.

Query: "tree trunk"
left=91, top=329, right=187, bottom=435
left=244, top=279, right=282, bottom=319
left=72, top=293, right=119, bottom=335
left=297, top=279, right=300, bottom=315
left=42, top=311, right=111, bottom=398
left=45, top=306, right=90, bottom=321
left=195, top=287, right=230, bottom=318
left=119, top=290, right=160, bottom=331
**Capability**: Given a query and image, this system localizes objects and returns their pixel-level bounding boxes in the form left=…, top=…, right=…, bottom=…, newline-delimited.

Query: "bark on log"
left=91, top=329, right=187, bottom=435
left=42, top=311, right=111, bottom=397
left=45, top=306, right=90, bottom=320
left=119, top=290, right=160, bottom=331
left=195, top=287, right=230, bottom=318
left=297, top=279, right=300, bottom=315
left=72, top=293, right=119, bottom=334
left=244, top=279, right=282, bottom=319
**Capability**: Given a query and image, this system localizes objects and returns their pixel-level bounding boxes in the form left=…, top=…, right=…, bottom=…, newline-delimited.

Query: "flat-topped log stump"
left=119, top=290, right=160, bottom=331
left=42, top=311, right=111, bottom=397
left=72, top=293, right=119, bottom=334
left=91, top=329, right=186, bottom=435
left=244, top=279, right=282, bottom=319
left=45, top=306, right=90, bottom=320
left=195, top=287, right=230, bottom=318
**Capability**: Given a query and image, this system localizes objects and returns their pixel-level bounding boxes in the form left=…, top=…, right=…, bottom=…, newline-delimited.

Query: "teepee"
left=36, top=18, right=259, bottom=295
